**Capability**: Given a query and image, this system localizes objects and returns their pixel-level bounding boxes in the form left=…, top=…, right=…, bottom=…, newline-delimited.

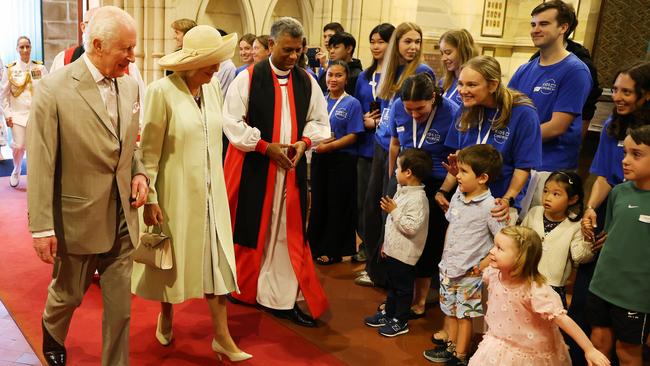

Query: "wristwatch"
left=436, top=188, right=449, bottom=196
left=504, top=196, right=515, bottom=207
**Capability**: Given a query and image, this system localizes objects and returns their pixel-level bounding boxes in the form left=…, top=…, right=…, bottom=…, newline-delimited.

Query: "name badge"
left=639, top=215, right=650, bottom=224
left=618, top=140, right=624, bottom=147
left=396, top=126, right=405, bottom=133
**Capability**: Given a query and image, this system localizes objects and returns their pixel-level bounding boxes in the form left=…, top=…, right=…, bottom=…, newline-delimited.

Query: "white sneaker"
left=354, top=273, right=374, bottom=287
left=9, top=172, right=19, bottom=187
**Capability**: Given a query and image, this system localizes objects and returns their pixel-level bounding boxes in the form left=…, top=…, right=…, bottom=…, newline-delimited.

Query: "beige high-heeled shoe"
left=211, top=339, right=252, bottom=362
left=155, top=313, right=173, bottom=346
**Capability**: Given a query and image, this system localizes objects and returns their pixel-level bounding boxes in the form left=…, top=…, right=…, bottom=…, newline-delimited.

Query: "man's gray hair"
left=270, top=17, right=304, bottom=40
left=84, top=6, right=136, bottom=55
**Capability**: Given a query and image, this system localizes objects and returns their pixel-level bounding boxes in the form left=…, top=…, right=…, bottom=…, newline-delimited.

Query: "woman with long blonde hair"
left=438, top=29, right=478, bottom=106
left=437, top=56, right=542, bottom=224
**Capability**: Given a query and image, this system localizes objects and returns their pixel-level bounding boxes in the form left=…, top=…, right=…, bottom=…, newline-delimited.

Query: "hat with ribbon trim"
left=158, top=25, right=237, bottom=71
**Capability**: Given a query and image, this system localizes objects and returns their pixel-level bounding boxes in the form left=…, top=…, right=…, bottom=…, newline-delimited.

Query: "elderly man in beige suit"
left=26, top=6, right=148, bottom=366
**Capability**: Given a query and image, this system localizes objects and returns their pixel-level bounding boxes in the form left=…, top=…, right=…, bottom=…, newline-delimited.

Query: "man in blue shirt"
left=508, top=0, right=592, bottom=173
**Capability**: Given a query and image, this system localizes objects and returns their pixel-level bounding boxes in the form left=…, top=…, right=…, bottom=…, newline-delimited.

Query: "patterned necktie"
left=102, top=77, right=119, bottom=133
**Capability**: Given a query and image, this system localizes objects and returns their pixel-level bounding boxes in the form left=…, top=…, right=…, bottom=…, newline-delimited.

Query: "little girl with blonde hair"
left=469, top=226, right=609, bottom=366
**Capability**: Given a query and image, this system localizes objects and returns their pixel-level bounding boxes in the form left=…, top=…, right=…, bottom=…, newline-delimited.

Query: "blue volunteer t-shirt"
left=375, top=63, right=435, bottom=151
left=439, top=77, right=462, bottom=107
left=445, top=104, right=542, bottom=202
left=390, top=98, right=459, bottom=180
left=354, top=69, right=383, bottom=158
left=306, top=67, right=318, bottom=80
left=235, top=64, right=249, bottom=76
left=326, top=94, right=365, bottom=155
left=508, top=53, right=592, bottom=171
left=590, top=116, right=625, bottom=187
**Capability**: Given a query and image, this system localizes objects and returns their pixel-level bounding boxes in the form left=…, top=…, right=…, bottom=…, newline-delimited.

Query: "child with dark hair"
left=364, top=148, right=432, bottom=337
left=588, top=124, right=650, bottom=365
left=521, top=171, right=595, bottom=308
left=424, top=144, right=504, bottom=365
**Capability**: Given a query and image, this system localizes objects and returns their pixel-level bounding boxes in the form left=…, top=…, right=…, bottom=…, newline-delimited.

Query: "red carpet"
left=0, top=176, right=346, bottom=365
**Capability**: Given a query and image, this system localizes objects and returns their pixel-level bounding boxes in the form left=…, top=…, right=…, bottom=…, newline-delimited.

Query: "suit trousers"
left=43, top=204, right=134, bottom=366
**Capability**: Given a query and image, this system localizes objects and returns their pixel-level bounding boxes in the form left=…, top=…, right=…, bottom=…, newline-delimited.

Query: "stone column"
left=42, top=0, right=79, bottom=69
left=151, top=0, right=166, bottom=83
left=131, top=0, right=145, bottom=73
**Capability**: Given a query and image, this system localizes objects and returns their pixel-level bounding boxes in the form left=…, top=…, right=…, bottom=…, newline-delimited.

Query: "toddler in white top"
left=364, top=148, right=431, bottom=338
left=521, top=170, right=594, bottom=307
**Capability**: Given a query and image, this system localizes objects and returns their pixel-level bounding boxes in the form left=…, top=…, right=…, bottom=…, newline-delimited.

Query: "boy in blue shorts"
left=423, top=144, right=504, bottom=365
left=588, top=125, right=650, bottom=365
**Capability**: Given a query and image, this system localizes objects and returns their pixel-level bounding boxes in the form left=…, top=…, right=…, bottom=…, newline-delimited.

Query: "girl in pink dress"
left=469, top=226, right=609, bottom=366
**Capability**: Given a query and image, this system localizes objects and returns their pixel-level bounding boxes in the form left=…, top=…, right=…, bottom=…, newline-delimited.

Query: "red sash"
left=224, top=65, right=328, bottom=318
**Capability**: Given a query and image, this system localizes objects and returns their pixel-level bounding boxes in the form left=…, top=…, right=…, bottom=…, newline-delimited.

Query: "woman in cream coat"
left=131, top=25, right=251, bottom=362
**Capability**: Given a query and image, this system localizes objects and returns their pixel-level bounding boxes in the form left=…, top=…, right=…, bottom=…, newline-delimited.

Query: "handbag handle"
left=145, top=224, right=164, bottom=234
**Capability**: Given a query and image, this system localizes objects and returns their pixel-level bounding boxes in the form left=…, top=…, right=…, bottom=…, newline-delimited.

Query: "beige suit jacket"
left=27, top=57, right=146, bottom=255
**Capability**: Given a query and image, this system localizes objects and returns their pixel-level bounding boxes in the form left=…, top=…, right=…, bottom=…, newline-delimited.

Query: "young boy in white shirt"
left=364, top=148, right=432, bottom=337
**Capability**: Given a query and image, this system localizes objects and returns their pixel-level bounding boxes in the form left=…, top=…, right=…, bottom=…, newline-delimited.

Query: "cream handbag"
left=133, top=226, right=173, bottom=270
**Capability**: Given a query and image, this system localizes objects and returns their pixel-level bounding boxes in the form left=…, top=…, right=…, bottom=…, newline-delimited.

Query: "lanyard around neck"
left=476, top=108, right=500, bottom=145
left=413, top=104, right=437, bottom=149
left=443, top=87, right=458, bottom=100
left=328, top=91, right=349, bottom=119
left=369, top=71, right=378, bottom=101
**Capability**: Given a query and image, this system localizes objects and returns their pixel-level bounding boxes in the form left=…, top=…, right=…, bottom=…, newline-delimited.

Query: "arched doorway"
left=199, top=0, right=244, bottom=37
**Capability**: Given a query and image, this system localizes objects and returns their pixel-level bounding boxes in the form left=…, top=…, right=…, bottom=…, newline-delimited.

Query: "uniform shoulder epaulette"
left=6, top=61, right=16, bottom=68
left=32, top=60, right=43, bottom=65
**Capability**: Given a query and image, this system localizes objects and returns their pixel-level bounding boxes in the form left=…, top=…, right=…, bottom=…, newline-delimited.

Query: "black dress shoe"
left=225, top=293, right=247, bottom=306
left=42, top=321, right=66, bottom=366
left=43, top=350, right=66, bottom=366
left=271, top=305, right=317, bottom=327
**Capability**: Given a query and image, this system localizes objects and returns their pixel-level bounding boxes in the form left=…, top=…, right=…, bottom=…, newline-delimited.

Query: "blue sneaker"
left=364, top=310, right=388, bottom=327
left=378, top=318, right=409, bottom=337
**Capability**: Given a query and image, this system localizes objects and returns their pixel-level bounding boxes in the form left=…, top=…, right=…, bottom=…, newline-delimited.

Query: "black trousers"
left=363, top=142, right=389, bottom=286
left=308, top=151, right=357, bottom=258
left=384, top=256, right=416, bottom=323
left=356, top=156, right=372, bottom=248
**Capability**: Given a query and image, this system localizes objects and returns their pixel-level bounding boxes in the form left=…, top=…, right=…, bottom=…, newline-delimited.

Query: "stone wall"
left=42, top=0, right=79, bottom=69
left=592, top=0, right=650, bottom=88
left=100, top=0, right=603, bottom=85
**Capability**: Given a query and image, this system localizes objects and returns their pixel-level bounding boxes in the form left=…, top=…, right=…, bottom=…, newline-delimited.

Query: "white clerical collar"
left=269, top=59, right=291, bottom=77
left=82, top=53, right=109, bottom=84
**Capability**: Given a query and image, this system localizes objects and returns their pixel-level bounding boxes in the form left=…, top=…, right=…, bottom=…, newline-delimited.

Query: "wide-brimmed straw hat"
left=158, top=25, right=237, bottom=71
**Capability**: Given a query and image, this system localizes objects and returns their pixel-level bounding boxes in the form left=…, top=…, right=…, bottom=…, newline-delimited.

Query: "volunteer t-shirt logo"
left=335, top=108, right=348, bottom=120
left=378, top=107, right=390, bottom=128
left=533, top=79, right=557, bottom=95
left=493, top=127, right=510, bottom=144
left=425, top=128, right=441, bottom=144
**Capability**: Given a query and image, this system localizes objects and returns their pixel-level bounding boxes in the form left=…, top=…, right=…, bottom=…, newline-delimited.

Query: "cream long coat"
left=131, top=73, right=238, bottom=303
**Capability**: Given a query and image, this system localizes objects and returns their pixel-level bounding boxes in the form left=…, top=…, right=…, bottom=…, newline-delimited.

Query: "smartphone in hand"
left=369, top=101, right=381, bottom=113
left=307, top=47, right=320, bottom=68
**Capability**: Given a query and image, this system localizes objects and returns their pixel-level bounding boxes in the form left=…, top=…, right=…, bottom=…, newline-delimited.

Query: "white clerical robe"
left=222, top=60, right=330, bottom=309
